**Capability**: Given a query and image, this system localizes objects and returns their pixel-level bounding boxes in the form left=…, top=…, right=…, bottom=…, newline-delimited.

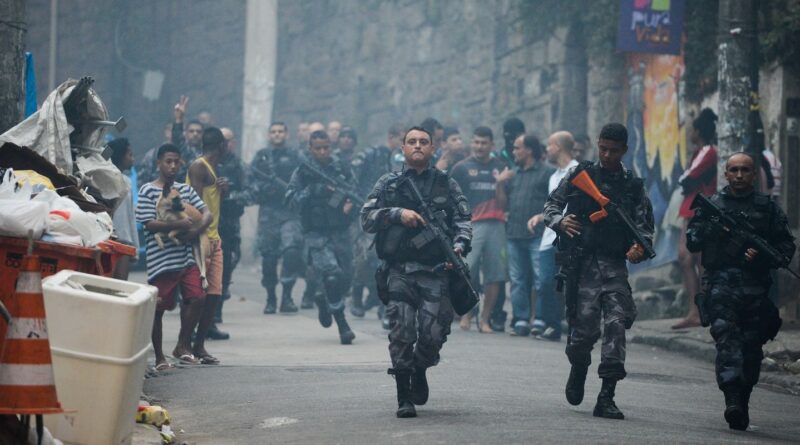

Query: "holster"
left=374, top=261, right=391, bottom=305
left=694, top=292, right=711, bottom=327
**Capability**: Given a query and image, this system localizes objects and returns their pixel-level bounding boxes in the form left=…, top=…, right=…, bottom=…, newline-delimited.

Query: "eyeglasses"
left=405, top=139, right=431, bottom=147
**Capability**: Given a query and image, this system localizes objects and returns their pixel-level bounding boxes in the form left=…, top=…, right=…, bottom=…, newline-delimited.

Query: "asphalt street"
left=139, top=265, right=800, bottom=444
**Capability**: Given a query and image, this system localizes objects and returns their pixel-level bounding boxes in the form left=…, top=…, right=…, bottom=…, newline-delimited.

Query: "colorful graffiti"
left=624, top=52, right=688, bottom=270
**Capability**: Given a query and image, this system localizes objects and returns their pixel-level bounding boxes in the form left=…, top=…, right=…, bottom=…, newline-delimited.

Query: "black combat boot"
left=206, top=323, right=230, bottom=340
left=724, top=387, right=748, bottom=430
left=333, top=311, right=355, bottom=345
left=263, top=287, right=277, bottom=314
left=593, top=379, right=624, bottom=419
left=389, top=369, right=416, bottom=418
left=742, top=385, right=752, bottom=427
left=565, top=365, right=588, bottom=406
left=315, top=294, right=332, bottom=328
left=279, top=283, right=298, bottom=313
left=300, top=290, right=314, bottom=309
left=410, top=366, right=429, bottom=405
left=350, top=286, right=365, bottom=318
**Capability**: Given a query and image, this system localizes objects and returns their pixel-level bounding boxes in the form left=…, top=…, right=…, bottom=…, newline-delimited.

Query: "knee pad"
left=323, top=273, right=343, bottom=295
left=710, top=318, right=735, bottom=342
left=282, top=248, right=304, bottom=273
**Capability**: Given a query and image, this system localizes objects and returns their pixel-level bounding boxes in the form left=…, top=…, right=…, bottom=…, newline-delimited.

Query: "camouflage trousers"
left=386, top=267, right=454, bottom=372
left=706, top=269, right=770, bottom=390
left=566, top=256, right=636, bottom=380
left=259, top=218, right=304, bottom=289
left=304, top=230, right=353, bottom=313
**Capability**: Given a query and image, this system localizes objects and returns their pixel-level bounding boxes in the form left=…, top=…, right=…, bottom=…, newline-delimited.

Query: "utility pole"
left=716, top=0, right=760, bottom=187
left=0, top=0, right=26, bottom=134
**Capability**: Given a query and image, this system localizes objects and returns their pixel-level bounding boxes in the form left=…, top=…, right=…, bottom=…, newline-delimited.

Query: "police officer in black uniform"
left=361, top=126, right=472, bottom=418
left=349, top=124, right=405, bottom=320
left=286, top=130, right=357, bottom=344
left=250, top=122, right=304, bottom=314
left=686, top=152, right=795, bottom=431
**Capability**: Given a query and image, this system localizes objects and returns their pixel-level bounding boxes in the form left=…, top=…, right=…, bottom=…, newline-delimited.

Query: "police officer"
left=686, top=152, right=795, bottom=431
left=543, top=123, right=654, bottom=420
left=349, top=124, right=405, bottom=320
left=250, top=122, right=304, bottom=314
left=361, top=126, right=472, bottom=418
left=286, top=130, right=356, bottom=345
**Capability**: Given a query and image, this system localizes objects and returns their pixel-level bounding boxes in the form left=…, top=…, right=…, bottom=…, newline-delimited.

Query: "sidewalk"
left=130, top=269, right=390, bottom=444
left=630, top=319, right=800, bottom=395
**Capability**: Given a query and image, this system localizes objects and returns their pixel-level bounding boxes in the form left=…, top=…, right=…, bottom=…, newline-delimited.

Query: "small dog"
left=154, top=187, right=210, bottom=289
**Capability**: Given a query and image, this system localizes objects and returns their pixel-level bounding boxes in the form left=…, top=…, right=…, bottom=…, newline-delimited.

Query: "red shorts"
left=150, top=265, right=205, bottom=311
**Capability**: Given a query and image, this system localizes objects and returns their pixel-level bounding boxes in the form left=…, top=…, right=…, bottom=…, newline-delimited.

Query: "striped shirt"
left=136, top=182, right=206, bottom=282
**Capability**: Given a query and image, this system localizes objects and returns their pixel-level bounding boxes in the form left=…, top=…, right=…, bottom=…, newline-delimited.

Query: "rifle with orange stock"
left=570, top=170, right=656, bottom=260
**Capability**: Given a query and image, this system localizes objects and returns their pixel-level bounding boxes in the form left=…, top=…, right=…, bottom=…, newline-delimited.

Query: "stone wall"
left=24, top=0, right=247, bottom=156
left=273, top=0, right=601, bottom=146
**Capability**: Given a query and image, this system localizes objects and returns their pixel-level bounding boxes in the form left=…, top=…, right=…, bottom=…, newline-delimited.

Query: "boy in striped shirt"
left=136, top=143, right=212, bottom=370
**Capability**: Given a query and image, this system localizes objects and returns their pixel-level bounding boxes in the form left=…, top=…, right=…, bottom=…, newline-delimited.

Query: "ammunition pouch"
left=375, top=225, right=406, bottom=260
left=328, top=190, right=346, bottom=208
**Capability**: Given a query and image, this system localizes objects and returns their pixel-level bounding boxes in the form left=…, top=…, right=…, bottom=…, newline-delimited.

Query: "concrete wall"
left=272, top=0, right=595, bottom=146
left=24, top=0, right=247, bottom=156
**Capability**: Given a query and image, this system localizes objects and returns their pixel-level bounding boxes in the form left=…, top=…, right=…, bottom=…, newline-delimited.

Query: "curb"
left=630, top=333, right=717, bottom=362
left=630, top=332, right=800, bottom=396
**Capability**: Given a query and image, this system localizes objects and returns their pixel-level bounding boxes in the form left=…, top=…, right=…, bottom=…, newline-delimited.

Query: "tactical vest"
left=299, top=160, right=353, bottom=233
left=253, top=147, right=300, bottom=207
left=566, top=162, right=644, bottom=259
left=701, top=191, right=773, bottom=270
left=375, top=170, right=455, bottom=265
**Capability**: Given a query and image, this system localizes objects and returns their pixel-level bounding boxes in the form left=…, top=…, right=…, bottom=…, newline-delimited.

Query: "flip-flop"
left=154, top=362, right=174, bottom=372
left=174, top=353, right=200, bottom=365
left=197, top=354, right=220, bottom=365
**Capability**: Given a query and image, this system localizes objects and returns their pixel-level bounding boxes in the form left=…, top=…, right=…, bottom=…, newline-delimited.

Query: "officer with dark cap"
left=543, top=123, right=654, bottom=420
left=361, top=126, right=472, bottom=418
left=686, top=152, right=795, bottom=431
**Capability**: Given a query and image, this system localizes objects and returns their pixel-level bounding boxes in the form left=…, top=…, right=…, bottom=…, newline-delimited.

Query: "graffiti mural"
left=624, top=52, right=688, bottom=270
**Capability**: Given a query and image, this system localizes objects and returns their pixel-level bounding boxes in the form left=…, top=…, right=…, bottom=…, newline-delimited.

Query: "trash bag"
left=0, top=169, right=48, bottom=238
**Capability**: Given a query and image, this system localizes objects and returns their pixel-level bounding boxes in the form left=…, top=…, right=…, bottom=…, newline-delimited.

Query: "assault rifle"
left=570, top=170, right=656, bottom=259
left=554, top=243, right=584, bottom=327
left=301, top=161, right=365, bottom=208
left=400, top=176, right=479, bottom=316
left=250, top=164, right=288, bottom=189
left=691, top=193, right=800, bottom=279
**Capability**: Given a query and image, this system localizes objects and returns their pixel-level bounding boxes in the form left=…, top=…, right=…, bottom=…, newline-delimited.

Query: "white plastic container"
left=41, top=270, right=157, bottom=445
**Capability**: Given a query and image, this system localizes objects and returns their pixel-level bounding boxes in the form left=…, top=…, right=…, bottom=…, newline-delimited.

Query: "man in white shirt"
left=527, top=131, right=579, bottom=341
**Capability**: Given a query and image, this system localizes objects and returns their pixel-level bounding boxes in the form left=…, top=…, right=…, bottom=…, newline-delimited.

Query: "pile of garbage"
left=0, top=77, right=129, bottom=247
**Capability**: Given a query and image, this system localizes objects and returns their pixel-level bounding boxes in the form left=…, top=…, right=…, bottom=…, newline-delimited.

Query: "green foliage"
left=683, top=0, right=719, bottom=102
left=760, top=0, right=800, bottom=69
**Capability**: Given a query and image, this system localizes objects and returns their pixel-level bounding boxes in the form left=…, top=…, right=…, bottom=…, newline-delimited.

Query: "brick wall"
left=24, top=0, right=247, bottom=156
left=272, top=0, right=599, bottom=147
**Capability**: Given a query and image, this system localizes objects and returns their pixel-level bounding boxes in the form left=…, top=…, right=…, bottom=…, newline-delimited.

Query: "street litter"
left=136, top=404, right=171, bottom=428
